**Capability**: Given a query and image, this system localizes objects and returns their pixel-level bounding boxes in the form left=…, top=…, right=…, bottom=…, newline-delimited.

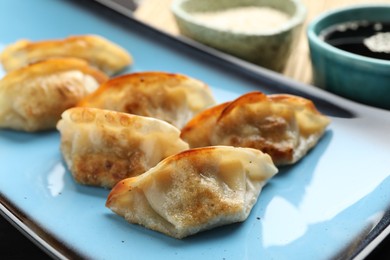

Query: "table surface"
left=134, top=0, right=390, bottom=85
left=2, top=0, right=390, bottom=259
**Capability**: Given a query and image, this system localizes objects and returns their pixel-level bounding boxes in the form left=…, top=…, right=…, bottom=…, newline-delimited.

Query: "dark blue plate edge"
left=350, top=207, right=390, bottom=260
left=0, top=194, right=85, bottom=260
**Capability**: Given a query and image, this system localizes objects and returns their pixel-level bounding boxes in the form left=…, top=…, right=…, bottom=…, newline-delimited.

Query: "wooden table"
left=134, top=0, right=390, bottom=85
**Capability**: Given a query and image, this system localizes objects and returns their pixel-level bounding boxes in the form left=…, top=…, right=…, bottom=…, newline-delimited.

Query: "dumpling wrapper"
left=78, top=72, right=216, bottom=129
left=179, top=102, right=230, bottom=147
left=181, top=91, right=331, bottom=165
left=0, top=35, right=132, bottom=75
left=106, top=146, right=278, bottom=239
left=57, top=107, right=189, bottom=188
left=0, top=58, right=108, bottom=132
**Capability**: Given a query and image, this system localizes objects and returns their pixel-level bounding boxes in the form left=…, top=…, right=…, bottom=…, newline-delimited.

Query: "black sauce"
left=320, top=21, right=390, bottom=60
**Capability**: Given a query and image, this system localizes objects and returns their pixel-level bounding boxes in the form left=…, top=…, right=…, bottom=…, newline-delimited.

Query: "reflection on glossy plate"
left=1, top=0, right=390, bottom=259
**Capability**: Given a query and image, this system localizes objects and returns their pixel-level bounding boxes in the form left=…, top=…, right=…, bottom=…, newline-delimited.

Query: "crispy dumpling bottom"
left=106, top=146, right=278, bottom=239
left=57, top=107, right=189, bottom=188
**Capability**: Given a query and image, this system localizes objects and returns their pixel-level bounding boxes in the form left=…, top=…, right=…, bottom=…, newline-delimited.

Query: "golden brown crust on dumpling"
left=78, top=71, right=216, bottom=128
left=181, top=91, right=330, bottom=165
left=1, top=57, right=108, bottom=84
left=268, top=94, right=330, bottom=137
left=106, top=146, right=278, bottom=239
left=180, top=102, right=230, bottom=147
left=268, top=94, right=319, bottom=112
left=217, top=91, right=268, bottom=120
left=57, top=107, right=189, bottom=188
left=0, top=35, right=132, bottom=75
left=0, top=58, right=108, bottom=132
left=214, top=92, right=299, bottom=164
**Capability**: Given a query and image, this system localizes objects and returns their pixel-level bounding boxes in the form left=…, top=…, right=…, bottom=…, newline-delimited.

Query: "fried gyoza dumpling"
left=57, top=107, right=189, bottom=188
left=0, top=35, right=132, bottom=75
left=78, top=72, right=216, bottom=128
left=181, top=91, right=330, bottom=165
left=0, top=58, right=108, bottom=132
left=106, top=146, right=278, bottom=239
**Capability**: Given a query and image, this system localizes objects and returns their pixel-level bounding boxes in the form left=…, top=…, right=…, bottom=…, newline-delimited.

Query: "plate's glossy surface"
left=1, top=0, right=390, bottom=259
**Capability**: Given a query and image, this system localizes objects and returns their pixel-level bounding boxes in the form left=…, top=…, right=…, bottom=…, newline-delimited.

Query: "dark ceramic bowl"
left=307, top=4, right=390, bottom=110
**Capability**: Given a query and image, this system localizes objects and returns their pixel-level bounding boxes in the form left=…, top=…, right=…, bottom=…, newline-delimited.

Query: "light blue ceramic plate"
left=1, top=0, right=390, bottom=259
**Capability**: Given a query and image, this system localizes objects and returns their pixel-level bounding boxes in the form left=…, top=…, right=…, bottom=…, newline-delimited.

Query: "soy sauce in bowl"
left=320, top=21, right=390, bottom=60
